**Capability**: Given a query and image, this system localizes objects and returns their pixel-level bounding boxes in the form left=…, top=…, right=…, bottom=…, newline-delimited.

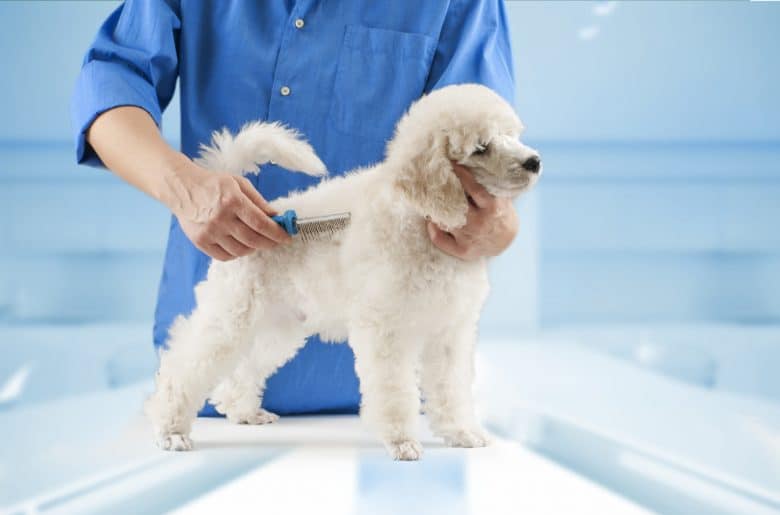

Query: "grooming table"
left=130, top=414, right=651, bottom=515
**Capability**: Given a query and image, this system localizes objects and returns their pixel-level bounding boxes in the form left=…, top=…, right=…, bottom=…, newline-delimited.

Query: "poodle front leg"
left=350, top=325, right=423, bottom=461
left=421, top=326, right=490, bottom=448
left=145, top=282, right=259, bottom=450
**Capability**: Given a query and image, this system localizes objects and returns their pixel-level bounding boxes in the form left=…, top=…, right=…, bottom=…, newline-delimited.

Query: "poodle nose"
left=522, top=156, right=541, bottom=173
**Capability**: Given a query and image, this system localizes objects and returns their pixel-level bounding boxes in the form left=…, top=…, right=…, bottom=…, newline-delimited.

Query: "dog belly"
left=299, top=289, right=349, bottom=342
left=280, top=288, right=349, bottom=344
left=311, top=322, right=349, bottom=343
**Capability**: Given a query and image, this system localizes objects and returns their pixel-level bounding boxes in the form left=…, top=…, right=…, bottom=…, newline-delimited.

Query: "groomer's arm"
left=72, top=1, right=288, bottom=261
left=87, top=106, right=290, bottom=261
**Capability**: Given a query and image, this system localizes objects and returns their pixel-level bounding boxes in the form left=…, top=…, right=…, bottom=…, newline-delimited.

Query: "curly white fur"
left=145, top=84, right=541, bottom=460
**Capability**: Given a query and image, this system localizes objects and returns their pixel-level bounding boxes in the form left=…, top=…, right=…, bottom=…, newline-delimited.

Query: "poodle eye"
left=473, top=143, right=488, bottom=155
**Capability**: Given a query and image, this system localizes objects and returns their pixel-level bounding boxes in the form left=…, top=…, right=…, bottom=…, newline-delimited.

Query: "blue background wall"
left=512, top=1, right=780, bottom=142
left=0, top=2, right=171, bottom=325
left=1, top=1, right=779, bottom=329
left=507, top=1, right=780, bottom=325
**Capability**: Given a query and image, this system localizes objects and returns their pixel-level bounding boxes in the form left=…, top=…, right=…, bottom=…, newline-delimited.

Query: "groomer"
left=72, top=0, right=519, bottom=415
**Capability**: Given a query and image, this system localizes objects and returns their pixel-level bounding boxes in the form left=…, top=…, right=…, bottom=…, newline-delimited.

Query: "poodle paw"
left=385, top=439, right=423, bottom=461
left=226, top=408, right=279, bottom=425
left=156, top=433, right=193, bottom=451
left=441, top=428, right=491, bottom=448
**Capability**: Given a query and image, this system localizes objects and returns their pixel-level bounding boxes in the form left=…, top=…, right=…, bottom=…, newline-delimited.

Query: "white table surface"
left=132, top=414, right=652, bottom=515
left=5, top=337, right=780, bottom=514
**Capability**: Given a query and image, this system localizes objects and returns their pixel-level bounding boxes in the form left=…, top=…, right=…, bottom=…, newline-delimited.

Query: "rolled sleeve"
left=425, top=0, right=515, bottom=105
left=72, top=60, right=165, bottom=167
left=71, top=0, right=180, bottom=167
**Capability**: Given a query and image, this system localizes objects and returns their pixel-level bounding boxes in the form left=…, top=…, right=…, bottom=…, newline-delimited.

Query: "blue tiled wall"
left=0, top=143, right=169, bottom=323
left=534, top=142, right=780, bottom=325
left=0, top=2, right=171, bottom=325
left=508, top=1, right=780, bottom=326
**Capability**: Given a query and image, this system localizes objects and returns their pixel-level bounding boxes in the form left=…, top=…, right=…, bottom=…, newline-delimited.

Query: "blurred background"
left=1, top=1, right=778, bottom=514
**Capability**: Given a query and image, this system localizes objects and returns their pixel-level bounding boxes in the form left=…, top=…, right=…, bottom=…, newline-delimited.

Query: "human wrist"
left=157, top=152, right=205, bottom=217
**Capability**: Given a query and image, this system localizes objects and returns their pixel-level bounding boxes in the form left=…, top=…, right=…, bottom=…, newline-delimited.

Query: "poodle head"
left=388, top=84, right=541, bottom=230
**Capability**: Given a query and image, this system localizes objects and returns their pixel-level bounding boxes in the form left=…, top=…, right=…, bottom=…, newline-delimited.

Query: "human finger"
left=204, top=243, right=234, bottom=262
left=230, top=218, right=279, bottom=250
left=218, top=234, right=254, bottom=258
left=451, top=162, right=494, bottom=209
left=427, top=221, right=468, bottom=260
left=235, top=197, right=291, bottom=244
left=238, top=178, right=277, bottom=215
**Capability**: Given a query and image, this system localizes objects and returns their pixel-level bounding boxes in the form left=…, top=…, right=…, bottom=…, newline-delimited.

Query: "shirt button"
left=294, top=18, right=304, bottom=29
left=280, top=86, right=291, bottom=96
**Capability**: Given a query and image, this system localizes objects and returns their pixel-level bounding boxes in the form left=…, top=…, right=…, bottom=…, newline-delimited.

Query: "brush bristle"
left=295, top=213, right=351, bottom=242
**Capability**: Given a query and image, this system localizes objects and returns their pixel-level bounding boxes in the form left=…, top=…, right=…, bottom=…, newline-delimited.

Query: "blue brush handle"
left=271, top=209, right=298, bottom=235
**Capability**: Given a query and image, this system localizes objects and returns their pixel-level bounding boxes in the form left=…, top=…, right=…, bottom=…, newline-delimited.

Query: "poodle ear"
left=394, top=134, right=469, bottom=230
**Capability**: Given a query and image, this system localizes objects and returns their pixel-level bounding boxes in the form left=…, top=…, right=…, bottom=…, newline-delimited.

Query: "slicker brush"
left=271, top=210, right=351, bottom=242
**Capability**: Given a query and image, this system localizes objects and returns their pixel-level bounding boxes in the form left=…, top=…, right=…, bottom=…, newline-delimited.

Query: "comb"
left=271, top=209, right=351, bottom=242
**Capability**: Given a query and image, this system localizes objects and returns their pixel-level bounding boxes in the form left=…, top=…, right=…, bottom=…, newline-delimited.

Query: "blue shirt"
left=72, top=0, right=515, bottom=415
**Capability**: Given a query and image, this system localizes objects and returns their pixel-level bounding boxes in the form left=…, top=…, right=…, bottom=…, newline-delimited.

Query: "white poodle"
left=145, top=84, right=541, bottom=460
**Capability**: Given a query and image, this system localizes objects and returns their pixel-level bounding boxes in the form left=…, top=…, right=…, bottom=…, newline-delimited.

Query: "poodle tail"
left=195, top=121, right=327, bottom=177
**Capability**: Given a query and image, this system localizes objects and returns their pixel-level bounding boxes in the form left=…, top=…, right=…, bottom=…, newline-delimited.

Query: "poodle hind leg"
left=421, top=324, right=490, bottom=448
left=145, top=275, right=260, bottom=450
left=210, top=326, right=308, bottom=425
left=350, top=325, right=423, bottom=461
left=209, top=359, right=279, bottom=426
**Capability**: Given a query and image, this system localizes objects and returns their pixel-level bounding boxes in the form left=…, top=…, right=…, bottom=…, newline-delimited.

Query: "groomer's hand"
left=86, top=106, right=291, bottom=262
left=427, top=163, right=519, bottom=261
left=166, top=160, right=291, bottom=261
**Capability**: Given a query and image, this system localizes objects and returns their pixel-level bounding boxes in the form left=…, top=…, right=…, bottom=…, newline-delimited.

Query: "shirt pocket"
left=329, top=25, right=436, bottom=140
